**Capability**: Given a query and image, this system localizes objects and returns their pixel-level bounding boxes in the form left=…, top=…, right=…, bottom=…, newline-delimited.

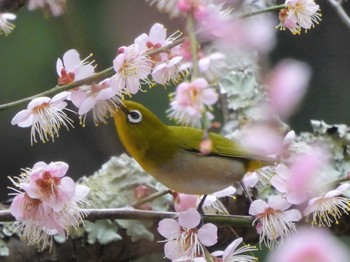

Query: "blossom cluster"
left=9, top=161, right=89, bottom=249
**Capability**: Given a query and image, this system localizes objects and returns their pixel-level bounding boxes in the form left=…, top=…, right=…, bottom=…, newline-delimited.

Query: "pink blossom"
left=70, top=78, right=122, bottom=126
left=304, top=183, right=350, bottom=227
left=249, top=196, right=302, bottom=249
left=0, top=13, right=16, bottom=35
left=11, top=92, right=74, bottom=145
left=168, top=78, right=218, bottom=127
left=158, top=208, right=218, bottom=260
left=135, top=23, right=185, bottom=85
left=56, top=49, right=94, bottom=86
left=19, top=161, right=87, bottom=212
left=28, top=0, right=67, bottom=16
left=271, top=148, right=325, bottom=204
left=111, top=44, right=152, bottom=95
left=267, top=227, right=350, bottom=262
left=267, top=59, right=311, bottom=120
left=277, top=0, right=321, bottom=35
left=9, top=163, right=89, bottom=249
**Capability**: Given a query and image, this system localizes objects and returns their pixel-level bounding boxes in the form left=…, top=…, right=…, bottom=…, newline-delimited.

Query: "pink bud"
left=200, top=138, right=213, bottom=155
left=134, top=185, right=151, bottom=199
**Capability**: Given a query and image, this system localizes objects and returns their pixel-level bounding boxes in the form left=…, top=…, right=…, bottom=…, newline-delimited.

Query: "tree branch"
left=0, top=208, right=253, bottom=226
left=0, top=38, right=185, bottom=112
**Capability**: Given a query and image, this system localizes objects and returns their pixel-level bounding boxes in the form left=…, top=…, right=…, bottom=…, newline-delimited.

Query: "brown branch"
left=0, top=208, right=253, bottom=226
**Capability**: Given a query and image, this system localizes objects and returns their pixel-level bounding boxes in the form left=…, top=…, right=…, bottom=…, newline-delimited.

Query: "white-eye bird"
left=113, top=100, right=270, bottom=195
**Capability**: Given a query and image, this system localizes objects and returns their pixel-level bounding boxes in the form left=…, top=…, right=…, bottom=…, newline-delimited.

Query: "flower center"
left=35, top=171, right=60, bottom=197
left=58, top=68, right=75, bottom=85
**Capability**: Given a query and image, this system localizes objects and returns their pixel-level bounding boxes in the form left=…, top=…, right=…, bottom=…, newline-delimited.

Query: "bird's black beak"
left=116, top=100, right=129, bottom=115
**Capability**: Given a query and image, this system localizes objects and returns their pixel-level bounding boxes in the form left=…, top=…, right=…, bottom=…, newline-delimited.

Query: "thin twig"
left=328, top=0, right=350, bottom=29
left=131, top=189, right=172, bottom=208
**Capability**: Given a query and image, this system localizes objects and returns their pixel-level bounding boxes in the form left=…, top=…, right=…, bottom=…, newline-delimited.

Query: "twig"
left=131, top=189, right=172, bottom=208
left=0, top=208, right=253, bottom=226
left=238, top=4, right=286, bottom=19
left=328, top=0, right=350, bottom=29
left=0, top=38, right=184, bottom=112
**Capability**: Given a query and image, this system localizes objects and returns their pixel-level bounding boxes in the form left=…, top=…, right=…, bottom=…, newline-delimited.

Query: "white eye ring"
left=127, top=110, right=142, bottom=123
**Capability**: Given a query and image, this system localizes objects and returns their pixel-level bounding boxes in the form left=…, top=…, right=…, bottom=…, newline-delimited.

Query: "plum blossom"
left=135, top=23, right=185, bottom=85
left=267, top=59, right=311, bottom=120
left=158, top=208, right=218, bottom=260
left=249, top=196, right=302, bottom=249
left=56, top=49, right=95, bottom=86
left=267, top=227, right=350, bottom=262
left=0, top=13, right=16, bottom=35
left=28, top=0, right=67, bottom=16
left=70, top=78, right=122, bottom=126
left=304, top=183, right=350, bottom=227
left=277, top=0, right=322, bottom=35
left=11, top=92, right=74, bottom=145
left=271, top=148, right=325, bottom=205
left=9, top=161, right=89, bottom=249
left=168, top=78, right=218, bottom=127
left=211, top=237, right=258, bottom=262
left=111, top=44, right=152, bottom=95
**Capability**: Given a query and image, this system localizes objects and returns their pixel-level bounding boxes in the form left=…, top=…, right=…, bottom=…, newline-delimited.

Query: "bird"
left=113, top=100, right=270, bottom=195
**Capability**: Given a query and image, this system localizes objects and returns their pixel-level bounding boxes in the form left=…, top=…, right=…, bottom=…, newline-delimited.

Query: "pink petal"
left=284, top=209, right=302, bottom=222
left=271, top=175, right=288, bottom=194
left=248, top=199, right=269, bottom=216
left=71, top=89, right=88, bottom=108
left=95, top=87, right=116, bottom=101
left=192, top=78, right=208, bottom=89
left=63, top=49, right=81, bottom=72
left=74, top=64, right=95, bottom=81
left=47, top=161, right=69, bottom=178
left=164, top=240, right=183, bottom=260
left=10, top=194, right=25, bottom=220
left=78, top=96, right=96, bottom=115
left=197, top=223, right=218, bottom=246
left=178, top=208, right=201, bottom=229
left=73, top=185, right=89, bottom=201
left=11, top=110, right=32, bottom=127
left=27, top=97, right=51, bottom=110
left=56, top=58, right=64, bottom=76
left=158, top=218, right=180, bottom=239
left=287, top=191, right=307, bottom=205
left=268, top=195, right=291, bottom=211
left=149, top=23, right=166, bottom=43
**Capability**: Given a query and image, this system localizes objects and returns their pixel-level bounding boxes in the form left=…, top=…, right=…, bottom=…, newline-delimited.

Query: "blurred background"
left=0, top=0, right=350, bottom=201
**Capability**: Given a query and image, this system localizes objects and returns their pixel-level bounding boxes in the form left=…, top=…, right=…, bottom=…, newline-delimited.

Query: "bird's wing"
left=169, top=126, right=256, bottom=159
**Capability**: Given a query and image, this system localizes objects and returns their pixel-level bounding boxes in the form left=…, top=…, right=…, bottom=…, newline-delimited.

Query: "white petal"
left=268, top=195, right=291, bottom=211
left=284, top=209, right=302, bottom=222
left=158, top=219, right=180, bottom=239
left=178, top=208, right=201, bottom=228
left=63, top=49, right=81, bottom=71
left=197, top=223, right=218, bottom=246
left=248, top=199, right=268, bottom=216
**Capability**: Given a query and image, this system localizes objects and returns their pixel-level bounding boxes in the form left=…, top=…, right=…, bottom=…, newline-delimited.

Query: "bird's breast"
left=149, top=150, right=248, bottom=195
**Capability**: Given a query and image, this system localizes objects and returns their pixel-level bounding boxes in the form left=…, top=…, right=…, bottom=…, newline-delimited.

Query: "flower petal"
left=197, top=223, right=218, bottom=246
left=178, top=208, right=201, bottom=229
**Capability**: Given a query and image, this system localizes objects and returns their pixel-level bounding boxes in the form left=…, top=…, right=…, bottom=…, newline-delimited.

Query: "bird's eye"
left=127, top=110, right=142, bottom=124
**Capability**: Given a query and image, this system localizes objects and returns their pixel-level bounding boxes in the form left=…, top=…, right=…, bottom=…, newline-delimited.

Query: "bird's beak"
left=116, top=100, right=129, bottom=115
